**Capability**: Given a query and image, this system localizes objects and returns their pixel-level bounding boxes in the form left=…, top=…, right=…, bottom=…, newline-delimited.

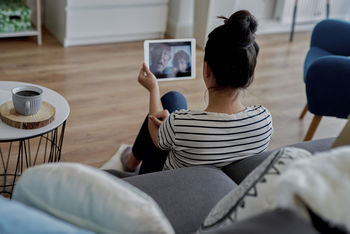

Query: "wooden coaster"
left=0, top=101, right=56, bottom=129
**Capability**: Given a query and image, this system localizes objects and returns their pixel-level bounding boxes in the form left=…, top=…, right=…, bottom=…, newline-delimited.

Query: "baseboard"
left=64, top=32, right=164, bottom=47
left=258, top=20, right=315, bottom=35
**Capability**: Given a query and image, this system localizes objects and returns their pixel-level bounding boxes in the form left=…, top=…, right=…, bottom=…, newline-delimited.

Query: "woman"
left=122, top=10, right=273, bottom=174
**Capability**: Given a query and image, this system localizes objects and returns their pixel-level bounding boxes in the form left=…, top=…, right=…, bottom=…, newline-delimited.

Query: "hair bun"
left=205, top=10, right=259, bottom=89
left=221, top=10, right=258, bottom=48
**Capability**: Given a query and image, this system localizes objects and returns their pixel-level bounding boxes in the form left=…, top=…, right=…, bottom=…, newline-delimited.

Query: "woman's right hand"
left=138, top=63, right=158, bottom=92
left=148, top=109, right=170, bottom=147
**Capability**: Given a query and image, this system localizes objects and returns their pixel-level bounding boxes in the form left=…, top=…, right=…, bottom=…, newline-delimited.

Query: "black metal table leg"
left=0, top=120, right=67, bottom=197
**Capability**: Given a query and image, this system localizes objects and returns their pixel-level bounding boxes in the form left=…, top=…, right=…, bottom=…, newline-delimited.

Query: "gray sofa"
left=110, top=138, right=335, bottom=234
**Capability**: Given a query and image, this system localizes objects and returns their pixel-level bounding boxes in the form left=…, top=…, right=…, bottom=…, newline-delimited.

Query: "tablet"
left=144, top=38, right=196, bottom=81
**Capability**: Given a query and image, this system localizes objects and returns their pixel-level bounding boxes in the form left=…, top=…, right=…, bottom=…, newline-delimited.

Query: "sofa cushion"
left=0, top=196, right=92, bottom=234
left=119, top=166, right=237, bottom=234
left=223, top=137, right=335, bottom=184
left=12, top=163, right=175, bottom=234
left=199, top=147, right=312, bottom=232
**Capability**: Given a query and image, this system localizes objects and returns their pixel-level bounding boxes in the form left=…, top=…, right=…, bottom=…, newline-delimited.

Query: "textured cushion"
left=199, top=147, right=312, bottom=232
left=0, top=196, right=92, bottom=234
left=12, top=163, right=175, bottom=234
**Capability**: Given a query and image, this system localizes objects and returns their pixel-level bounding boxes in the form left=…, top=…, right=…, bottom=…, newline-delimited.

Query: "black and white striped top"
left=158, top=105, right=273, bottom=170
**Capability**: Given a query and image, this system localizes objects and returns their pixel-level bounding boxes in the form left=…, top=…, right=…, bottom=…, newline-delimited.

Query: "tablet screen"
left=144, top=39, right=196, bottom=81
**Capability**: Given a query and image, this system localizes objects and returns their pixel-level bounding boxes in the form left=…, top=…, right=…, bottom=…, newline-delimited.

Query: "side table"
left=0, top=81, right=70, bottom=197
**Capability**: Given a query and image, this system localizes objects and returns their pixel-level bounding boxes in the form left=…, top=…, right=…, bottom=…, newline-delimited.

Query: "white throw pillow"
left=277, top=146, right=350, bottom=232
left=12, top=163, right=174, bottom=234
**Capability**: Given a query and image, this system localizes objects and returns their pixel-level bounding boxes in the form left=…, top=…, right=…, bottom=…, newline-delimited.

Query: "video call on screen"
left=149, top=42, right=192, bottom=78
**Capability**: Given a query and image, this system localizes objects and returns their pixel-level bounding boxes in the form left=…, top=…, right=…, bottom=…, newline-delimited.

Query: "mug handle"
left=25, top=101, right=30, bottom=115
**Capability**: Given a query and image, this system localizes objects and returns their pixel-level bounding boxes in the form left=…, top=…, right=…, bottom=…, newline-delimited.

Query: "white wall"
left=194, top=0, right=278, bottom=48
left=275, top=0, right=350, bottom=24
left=193, top=0, right=210, bottom=48
left=193, top=0, right=350, bottom=48
left=39, top=0, right=350, bottom=47
left=44, top=0, right=169, bottom=47
left=44, top=0, right=66, bottom=45
left=25, top=0, right=45, bottom=26
left=194, top=0, right=241, bottom=48
left=234, top=0, right=276, bottom=20
left=166, top=0, right=194, bottom=38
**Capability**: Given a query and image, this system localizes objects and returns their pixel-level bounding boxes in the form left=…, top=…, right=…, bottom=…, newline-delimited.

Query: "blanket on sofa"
left=277, top=146, right=350, bottom=233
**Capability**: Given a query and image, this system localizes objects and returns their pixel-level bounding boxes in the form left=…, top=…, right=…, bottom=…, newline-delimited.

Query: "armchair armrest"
left=306, top=56, right=350, bottom=118
left=311, top=19, right=350, bottom=56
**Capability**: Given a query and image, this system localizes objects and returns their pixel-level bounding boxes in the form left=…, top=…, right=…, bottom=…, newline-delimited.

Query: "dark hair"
left=204, top=10, right=259, bottom=89
left=173, top=50, right=190, bottom=68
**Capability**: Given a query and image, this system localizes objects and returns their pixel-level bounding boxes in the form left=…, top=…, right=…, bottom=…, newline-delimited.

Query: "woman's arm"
left=138, top=63, right=164, bottom=146
left=138, top=63, right=163, bottom=114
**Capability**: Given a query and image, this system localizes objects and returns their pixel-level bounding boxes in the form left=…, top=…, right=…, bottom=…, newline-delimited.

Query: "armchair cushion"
left=306, top=55, right=350, bottom=118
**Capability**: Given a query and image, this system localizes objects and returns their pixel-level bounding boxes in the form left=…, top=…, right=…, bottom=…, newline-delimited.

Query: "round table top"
left=0, top=81, right=70, bottom=141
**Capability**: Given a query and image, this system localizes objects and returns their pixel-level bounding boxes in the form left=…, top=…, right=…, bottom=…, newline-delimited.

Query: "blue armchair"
left=299, top=19, right=350, bottom=141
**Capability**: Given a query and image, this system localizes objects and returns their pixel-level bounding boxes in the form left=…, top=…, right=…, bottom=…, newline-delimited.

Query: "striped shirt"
left=158, top=105, right=273, bottom=170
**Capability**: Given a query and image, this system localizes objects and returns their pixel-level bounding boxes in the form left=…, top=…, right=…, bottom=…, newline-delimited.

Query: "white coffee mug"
left=12, top=86, right=43, bottom=116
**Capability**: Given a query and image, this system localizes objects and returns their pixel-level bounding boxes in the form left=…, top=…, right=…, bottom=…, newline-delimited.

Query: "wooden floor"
left=0, top=30, right=346, bottom=168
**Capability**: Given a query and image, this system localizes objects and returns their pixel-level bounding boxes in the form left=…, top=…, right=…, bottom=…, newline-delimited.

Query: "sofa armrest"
left=223, top=138, right=335, bottom=184
left=306, top=56, right=350, bottom=118
left=311, top=19, right=350, bottom=56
